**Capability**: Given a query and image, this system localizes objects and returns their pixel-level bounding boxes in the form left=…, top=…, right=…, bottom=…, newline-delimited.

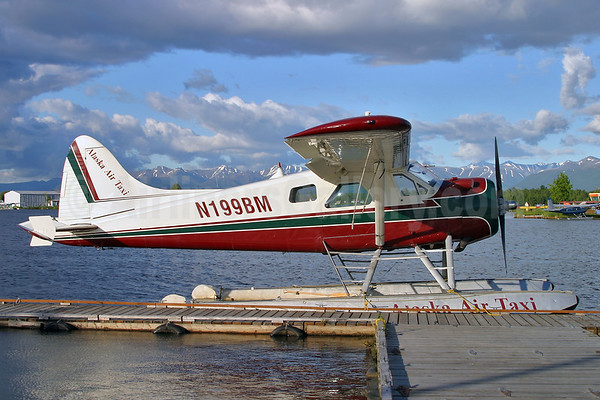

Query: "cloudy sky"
left=2, top=0, right=600, bottom=183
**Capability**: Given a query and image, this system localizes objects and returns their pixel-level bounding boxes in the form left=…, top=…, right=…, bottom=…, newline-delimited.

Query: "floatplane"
left=547, top=198, right=597, bottom=217
left=20, top=115, right=578, bottom=311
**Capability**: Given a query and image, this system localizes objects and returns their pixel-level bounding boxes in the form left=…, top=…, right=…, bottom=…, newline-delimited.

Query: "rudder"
left=58, top=135, right=164, bottom=223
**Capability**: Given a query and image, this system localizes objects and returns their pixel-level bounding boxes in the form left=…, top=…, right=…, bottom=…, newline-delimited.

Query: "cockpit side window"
left=289, top=184, right=317, bottom=203
left=394, top=175, right=418, bottom=196
left=415, top=183, right=429, bottom=195
left=394, top=173, right=430, bottom=197
left=325, top=183, right=372, bottom=208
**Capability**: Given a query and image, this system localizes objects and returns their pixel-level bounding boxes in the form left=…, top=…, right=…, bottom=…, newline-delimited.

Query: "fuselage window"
left=325, top=183, right=372, bottom=208
left=289, top=184, right=317, bottom=203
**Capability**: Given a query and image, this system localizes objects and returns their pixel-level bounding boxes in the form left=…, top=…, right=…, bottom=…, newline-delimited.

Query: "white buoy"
left=161, top=294, right=187, bottom=304
left=191, top=284, right=218, bottom=300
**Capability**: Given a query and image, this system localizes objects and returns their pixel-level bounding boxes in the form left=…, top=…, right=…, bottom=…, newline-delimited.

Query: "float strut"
left=444, top=235, right=455, bottom=289
left=414, top=245, right=451, bottom=291
left=361, top=248, right=382, bottom=294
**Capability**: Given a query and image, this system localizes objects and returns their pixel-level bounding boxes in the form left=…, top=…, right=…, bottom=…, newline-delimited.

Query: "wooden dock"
left=2, top=299, right=600, bottom=399
left=382, top=311, right=600, bottom=400
left=0, top=299, right=378, bottom=335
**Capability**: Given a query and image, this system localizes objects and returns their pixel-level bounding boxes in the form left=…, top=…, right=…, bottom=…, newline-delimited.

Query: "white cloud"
left=452, top=142, right=487, bottom=162
left=3, top=94, right=345, bottom=178
left=519, top=109, right=569, bottom=143
left=561, top=133, right=600, bottom=146
left=583, top=116, right=600, bottom=134
left=560, top=47, right=596, bottom=110
left=146, top=91, right=338, bottom=143
left=141, top=118, right=248, bottom=154
left=29, top=98, right=114, bottom=137
left=413, top=110, right=569, bottom=162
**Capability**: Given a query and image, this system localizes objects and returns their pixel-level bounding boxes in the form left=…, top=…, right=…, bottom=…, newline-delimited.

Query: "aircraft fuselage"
left=53, top=167, right=498, bottom=252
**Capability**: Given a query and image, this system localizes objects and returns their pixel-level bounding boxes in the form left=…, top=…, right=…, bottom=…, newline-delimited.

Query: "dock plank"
left=444, top=313, right=459, bottom=326
left=407, top=312, right=418, bottom=325
left=508, top=312, right=534, bottom=326
left=386, top=312, right=399, bottom=324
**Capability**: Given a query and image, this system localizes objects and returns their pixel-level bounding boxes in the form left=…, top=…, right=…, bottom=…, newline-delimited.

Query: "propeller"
left=494, top=137, right=508, bottom=274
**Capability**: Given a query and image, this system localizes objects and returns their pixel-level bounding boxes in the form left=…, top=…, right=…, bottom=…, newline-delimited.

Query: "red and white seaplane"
left=20, top=115, right=578, bottom=310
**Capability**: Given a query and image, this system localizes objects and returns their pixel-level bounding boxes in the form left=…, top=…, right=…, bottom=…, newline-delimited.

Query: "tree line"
left=504, top=172, right=598, bottom=206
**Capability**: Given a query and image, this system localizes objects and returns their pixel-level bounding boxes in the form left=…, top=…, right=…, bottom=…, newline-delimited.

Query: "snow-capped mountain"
left=133, top=164, right=306, bottom=189
left=431, top=156, right=600, bottom=190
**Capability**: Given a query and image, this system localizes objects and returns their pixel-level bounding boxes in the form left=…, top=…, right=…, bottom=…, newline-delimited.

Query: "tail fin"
left=58, top=135, right=165, bottom=223
left=547, top=198, right=554, bottom=211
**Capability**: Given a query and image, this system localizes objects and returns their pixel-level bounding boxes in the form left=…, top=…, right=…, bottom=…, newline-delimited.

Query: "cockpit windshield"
left=406, top=162, right=439, bottom=187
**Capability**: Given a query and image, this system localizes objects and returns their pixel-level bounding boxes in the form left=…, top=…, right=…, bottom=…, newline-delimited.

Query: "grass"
left=513, top=208, right=600, bottom=219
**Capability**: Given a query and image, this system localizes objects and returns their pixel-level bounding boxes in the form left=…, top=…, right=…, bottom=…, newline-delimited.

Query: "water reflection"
left=1, top=329, right=370, bottom=399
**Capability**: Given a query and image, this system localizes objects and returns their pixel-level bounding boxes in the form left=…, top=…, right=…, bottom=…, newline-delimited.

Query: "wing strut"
left=373, top=160, right=385, bottom=247
left=349, top=140, right=385, bottom=248
left=351, top=141, right=373, bottom=229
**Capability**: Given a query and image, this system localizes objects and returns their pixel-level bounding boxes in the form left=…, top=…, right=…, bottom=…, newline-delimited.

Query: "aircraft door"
left=322, top=181, right=377, bottom=251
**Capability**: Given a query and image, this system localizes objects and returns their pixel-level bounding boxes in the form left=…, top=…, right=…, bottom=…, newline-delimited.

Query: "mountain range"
left=1, top=156, right=599, bottom=192
left=430, top=156, right=600, bottom=191
left=132, top=164, right=305, bottom=189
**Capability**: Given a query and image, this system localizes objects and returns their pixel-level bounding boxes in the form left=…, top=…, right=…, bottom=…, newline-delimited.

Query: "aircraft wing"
left=285, top=115, right=411, bottom=183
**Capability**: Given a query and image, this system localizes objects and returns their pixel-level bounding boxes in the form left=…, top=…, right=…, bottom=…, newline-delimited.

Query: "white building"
left=3, top=190, right=60, bottom=208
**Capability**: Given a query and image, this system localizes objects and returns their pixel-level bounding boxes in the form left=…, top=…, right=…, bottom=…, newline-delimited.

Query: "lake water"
left=1, top=209, right=599, bottom=398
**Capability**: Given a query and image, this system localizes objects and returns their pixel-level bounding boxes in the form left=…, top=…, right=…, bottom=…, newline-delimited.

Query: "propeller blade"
left=499, top=213, right=507, bottom=274
left=495, top=137, right=508, bottom=274
left=494, top=138, right=503, bottom=196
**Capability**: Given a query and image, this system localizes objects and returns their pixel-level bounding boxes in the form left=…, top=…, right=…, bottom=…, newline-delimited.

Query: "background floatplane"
left=20, top=115, right=578, bottom=311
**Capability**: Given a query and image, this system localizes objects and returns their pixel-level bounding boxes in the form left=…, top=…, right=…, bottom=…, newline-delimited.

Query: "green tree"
left=505, top=186, right=551, bottom=206
left=170, top=183, right=182, bottom=190
left=549, top=172, right=572, bottom=203
left=572, top=189, right=591, bottom=201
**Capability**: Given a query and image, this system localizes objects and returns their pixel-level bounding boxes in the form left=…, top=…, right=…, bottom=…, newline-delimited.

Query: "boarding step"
left=324, top=236, right=457, bottom=295
left=324, top=247, right=382, bottom=295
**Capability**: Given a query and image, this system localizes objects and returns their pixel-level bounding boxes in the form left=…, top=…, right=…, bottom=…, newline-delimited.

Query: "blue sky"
left=2, top=1, right=600, bottom=182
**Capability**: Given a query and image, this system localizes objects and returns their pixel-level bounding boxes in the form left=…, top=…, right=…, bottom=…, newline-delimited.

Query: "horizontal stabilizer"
left=27, top=216, right=56, bottom=247
left=20, top=216, right=99, bottom=247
